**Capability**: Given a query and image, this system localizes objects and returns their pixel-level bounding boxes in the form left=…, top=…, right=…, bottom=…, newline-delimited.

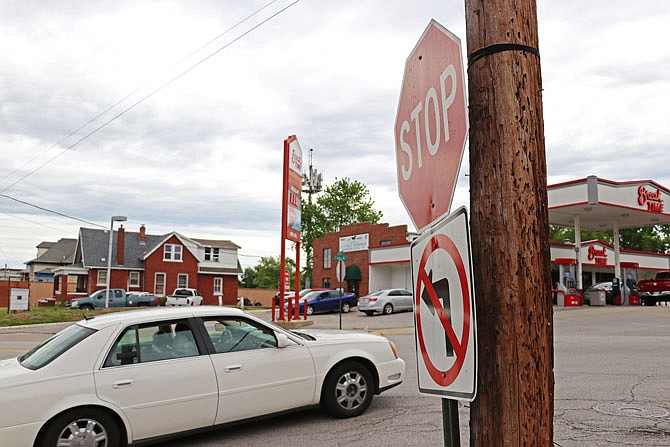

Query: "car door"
left=94, top=319, right=218, bottom=441
left=398, top=289, right=414, bottom=311
left=200, top=316, right=316, bottom=424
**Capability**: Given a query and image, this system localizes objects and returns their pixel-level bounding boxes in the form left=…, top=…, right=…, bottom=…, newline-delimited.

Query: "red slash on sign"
left=415, top=233, right=471, bottom=387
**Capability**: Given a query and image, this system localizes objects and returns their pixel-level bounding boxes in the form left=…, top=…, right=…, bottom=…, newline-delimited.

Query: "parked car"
left=273, top=291, right=296, bottom=306
left=358, top=289, right=414, bottom=315
left=637, top=270, right=670, bottom=305
left=67, top=289, right=160, bottom=310
left=0, top=307, right=405, bottom=447
left=237, top=297, right=262, bottom=307
left=166, top=288, right=203, bottom=306
left=288, top=290, right=358, bottom=315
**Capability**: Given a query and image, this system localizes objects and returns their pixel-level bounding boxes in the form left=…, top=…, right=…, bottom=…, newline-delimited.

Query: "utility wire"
left=0, top=192, right=105, bottom=228
left=0, top=0, right=300, bottom=194
left=0, top=0, right=284, bottom=192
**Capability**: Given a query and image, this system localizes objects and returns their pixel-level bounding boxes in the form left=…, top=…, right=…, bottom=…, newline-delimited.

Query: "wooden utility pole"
left=465, top=1, right=554, bottom=445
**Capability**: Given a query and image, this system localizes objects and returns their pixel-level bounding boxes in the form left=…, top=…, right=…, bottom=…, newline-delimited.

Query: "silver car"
left=358, top=288, right=414, bottom=315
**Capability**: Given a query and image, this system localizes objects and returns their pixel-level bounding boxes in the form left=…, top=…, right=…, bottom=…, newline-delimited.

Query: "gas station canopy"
left=548, top=176, right=670, bottom=230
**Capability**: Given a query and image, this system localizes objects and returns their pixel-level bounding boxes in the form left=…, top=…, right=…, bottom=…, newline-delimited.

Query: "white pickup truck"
left=166, top=288, right=204, bottom=306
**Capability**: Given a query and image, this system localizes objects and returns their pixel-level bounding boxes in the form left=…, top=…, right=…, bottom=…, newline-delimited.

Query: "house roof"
left=76, top=227, right=240, bottom=269
left=25, top=238, right=77, bottom=265
left=191, top=238, right=241, bottom=250
left=79, top=227, right=163, bottom=269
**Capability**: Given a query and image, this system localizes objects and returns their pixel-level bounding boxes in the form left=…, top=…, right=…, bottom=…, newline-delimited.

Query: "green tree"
left=250, top=256, right=296, bottom=290
left=301, top=177, right=383, bottom=284
left=239, top=267, right=257, bottom=288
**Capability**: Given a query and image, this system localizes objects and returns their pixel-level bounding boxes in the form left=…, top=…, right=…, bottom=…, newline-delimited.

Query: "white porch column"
left=574, top=215, right=582, bottom=291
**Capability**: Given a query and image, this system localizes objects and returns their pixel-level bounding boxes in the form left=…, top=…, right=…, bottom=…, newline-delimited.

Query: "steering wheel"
left=219, top=329, right=234, bottom=350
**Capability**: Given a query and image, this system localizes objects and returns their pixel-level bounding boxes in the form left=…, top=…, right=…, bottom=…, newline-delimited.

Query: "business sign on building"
left=339, top=233, right=370, bottom=253
left=284, top=136, right=303, bottom=243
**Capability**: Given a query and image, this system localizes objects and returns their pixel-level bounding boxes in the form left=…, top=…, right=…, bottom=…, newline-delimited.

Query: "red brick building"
left=312, top=222, right=411, bottom=297
left=53, top=226, right=242, bottom=305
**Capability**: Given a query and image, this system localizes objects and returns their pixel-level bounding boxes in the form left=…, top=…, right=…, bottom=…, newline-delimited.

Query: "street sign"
left=394, top=19, right=468, bottom=232
left=334, top=251, right=348, bottom=262
left=411, top=207, right=477, bottom=401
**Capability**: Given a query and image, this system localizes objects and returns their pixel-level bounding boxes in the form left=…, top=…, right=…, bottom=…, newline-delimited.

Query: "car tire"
left=341, top=302, right=351, bottom=313
left=383, top=303, right=394, bottom=315
left=307, top=305, right=314, bottom=316
left=321, top=361, right=374, bottom=418
left=364, top=311, right=375, bottom=316
left=41, top=407, right=121, bottom=447
left=80, top=304, right=94, bottom=311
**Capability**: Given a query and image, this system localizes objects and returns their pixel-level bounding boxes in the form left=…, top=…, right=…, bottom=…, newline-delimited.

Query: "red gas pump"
left=621, top=262, right=640, bottom=305
left=554, top=258, right=582, bottom=306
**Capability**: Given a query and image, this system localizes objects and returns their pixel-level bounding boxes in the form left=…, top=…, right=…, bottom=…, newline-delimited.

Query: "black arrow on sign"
left=421, top=271, right=454, bottom=357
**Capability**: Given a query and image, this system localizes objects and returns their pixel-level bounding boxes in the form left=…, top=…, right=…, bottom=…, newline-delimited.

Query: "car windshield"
left=19, top=324, right=96, bottom=370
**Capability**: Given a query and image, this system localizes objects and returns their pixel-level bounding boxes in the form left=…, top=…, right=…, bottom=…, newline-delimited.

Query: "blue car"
left=288, top=290, right=358, bottom=315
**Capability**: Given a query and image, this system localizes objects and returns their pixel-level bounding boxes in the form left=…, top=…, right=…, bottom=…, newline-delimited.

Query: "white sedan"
left=0, top=307, right=405, bottom=447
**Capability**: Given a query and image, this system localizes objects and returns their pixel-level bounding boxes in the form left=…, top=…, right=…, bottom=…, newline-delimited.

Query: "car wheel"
left=307, top=305, right=314, bottom=315
left=364, top=311, right=375, bottom=316
left=341, top=302, right=351, bottom=313
left=80, top=305, right=94, bottom=311
left=383, top=303, right=394, bottom=315
left=322, top=361, right=374, bottom=418
left=41, top=407, right=121, bottom=447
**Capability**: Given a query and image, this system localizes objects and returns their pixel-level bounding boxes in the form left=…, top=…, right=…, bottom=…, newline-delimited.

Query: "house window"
left=323, top=248, right=332, bottom=269
left=213, top=277, right=223, bottom=295
left=128, top=271, right=140, bottom=288
left=155, top=273, right=166, bottom=295
left=177, top=274, right=188, bottom=289
left=97, top=270, right=107, bottom=286
left=205, top=247, right=220, bottom=262
left=164, top=244, right=183, bottom=262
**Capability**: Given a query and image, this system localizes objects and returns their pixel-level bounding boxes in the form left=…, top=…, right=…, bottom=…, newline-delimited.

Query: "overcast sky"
left=1, top=0, right=669, bottom=270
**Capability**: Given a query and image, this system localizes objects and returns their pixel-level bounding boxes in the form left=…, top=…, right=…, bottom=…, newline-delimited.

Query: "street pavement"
left=1, top=306, right=669, bottom=446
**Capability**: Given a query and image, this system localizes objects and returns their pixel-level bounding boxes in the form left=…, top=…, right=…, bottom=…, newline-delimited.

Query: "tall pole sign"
left=396, top=20, right=472, bottom=447
left=276, top=135, right=303, bottom=321
left=395, top=19, right=468, bottom=232
left=465, top=0, right=554, bottom=445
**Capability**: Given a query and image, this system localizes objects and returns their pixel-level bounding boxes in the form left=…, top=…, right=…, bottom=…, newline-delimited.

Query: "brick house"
left=312, top=222, right=411, bottom=298
left=52, top=225, right=241, bottom=305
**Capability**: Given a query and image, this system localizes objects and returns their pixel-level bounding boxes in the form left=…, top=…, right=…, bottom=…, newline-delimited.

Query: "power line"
left=0, top=0, right=301, bottom=194
left=1, top=0, right=284, bottom=192
left=0, top=192, right=105, bottom=228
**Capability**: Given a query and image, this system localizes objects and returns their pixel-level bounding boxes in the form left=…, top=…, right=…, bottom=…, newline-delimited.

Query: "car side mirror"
left=276, top=332, right=290, bottom=348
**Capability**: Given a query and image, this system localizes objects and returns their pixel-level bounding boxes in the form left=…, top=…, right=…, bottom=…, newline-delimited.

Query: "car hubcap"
left=335, top=371, right=367, bottom=410
left=58, top=419, right=108, bottom=447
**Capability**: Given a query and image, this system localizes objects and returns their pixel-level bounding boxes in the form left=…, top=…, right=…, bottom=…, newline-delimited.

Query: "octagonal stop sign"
left=394, top=20, right=468, bottom=231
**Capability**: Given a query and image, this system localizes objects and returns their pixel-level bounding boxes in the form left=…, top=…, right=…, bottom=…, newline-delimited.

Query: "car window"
left=388, top=290, right=399, bottom=296
left=104, top=320, right=200, bottom=367
left=400, top=290, right=412, bottom=296
left=20, top=324, right=96, bottom=370
left=203, top=317, right=277, bottom=354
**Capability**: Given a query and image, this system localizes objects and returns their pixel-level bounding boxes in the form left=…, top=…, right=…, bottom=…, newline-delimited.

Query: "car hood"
left=296, top=329, right=385, bottom=343
left=0, top=357, right=30, bottom=382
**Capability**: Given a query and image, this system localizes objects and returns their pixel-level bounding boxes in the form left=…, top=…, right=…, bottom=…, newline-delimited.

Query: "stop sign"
left=394, top=20, right=468, bottom=231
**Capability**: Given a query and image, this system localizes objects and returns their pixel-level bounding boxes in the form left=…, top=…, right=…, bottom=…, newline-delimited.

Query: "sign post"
left=334, top=251, right=348, bottom=330
left=395, top=20, right=470, bottom=446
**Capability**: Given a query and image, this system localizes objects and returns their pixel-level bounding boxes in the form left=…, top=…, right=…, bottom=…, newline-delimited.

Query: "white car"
left=358, top=288, right=414, bottom=315
left=0, top=307, right=405, bottom=447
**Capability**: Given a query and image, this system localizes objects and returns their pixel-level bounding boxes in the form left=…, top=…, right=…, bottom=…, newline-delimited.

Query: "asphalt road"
left=1, top=306, right=669, bottom=446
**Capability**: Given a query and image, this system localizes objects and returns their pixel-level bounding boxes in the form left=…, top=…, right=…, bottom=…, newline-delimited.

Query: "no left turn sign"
left=411, top=207, right=477, bottom=401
